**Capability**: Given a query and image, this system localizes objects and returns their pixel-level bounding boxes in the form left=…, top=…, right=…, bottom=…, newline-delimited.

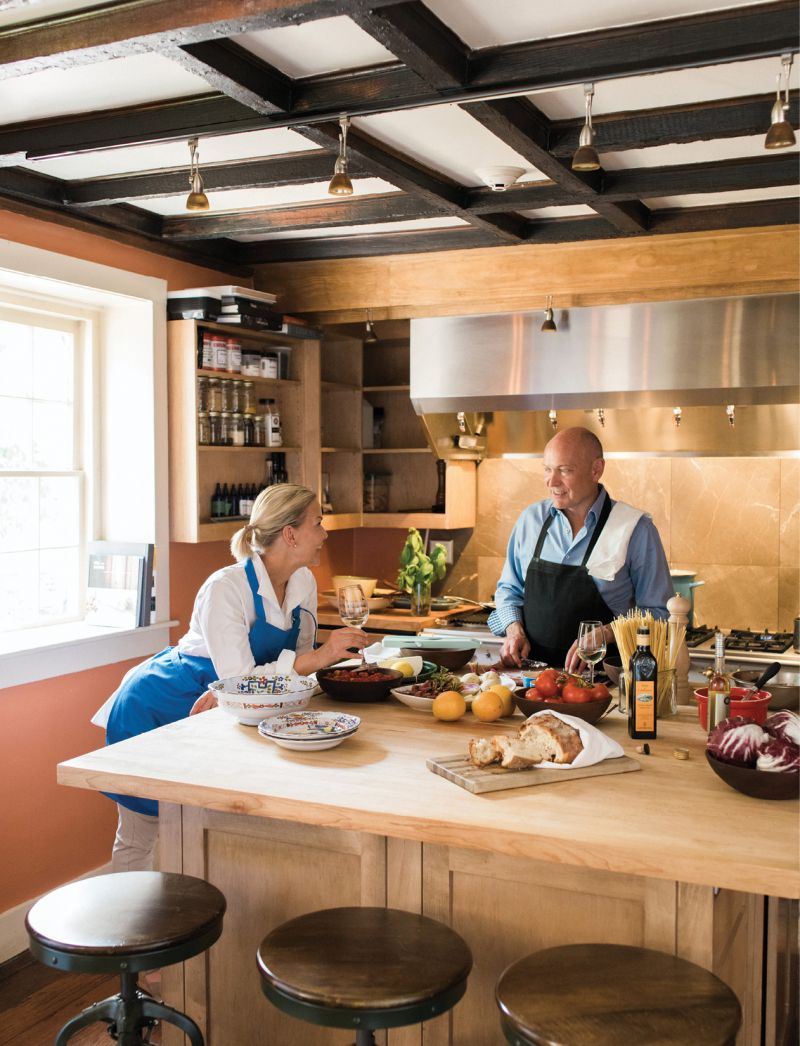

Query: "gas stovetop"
left=687, top=625, right=794, bottom=654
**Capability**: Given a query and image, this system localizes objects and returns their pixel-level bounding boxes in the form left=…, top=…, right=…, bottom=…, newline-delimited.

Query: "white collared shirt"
left=177, top=556, right=317, bottom=679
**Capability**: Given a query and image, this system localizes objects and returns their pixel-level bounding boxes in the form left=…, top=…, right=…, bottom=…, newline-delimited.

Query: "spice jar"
left=252, top=414, right=265, bottom=447
left=197, top=411, right=211, bottom=445
left=229, top=380, right=242, bottom=414
left=220, top=379, right=233, bottom=412
left=212, top=334, right=228, bottom=372
left=219, top=410, right=233, bottom=446
left=244, top=414, right=256, bottom=447
left=241, top=351, right=261, bottom=377
left=242, top=381, right=256, bottom=414
left=197, top=376, right=209, bottom=412
left=226, top=338, right=241, bottom=374
left=206, top=377, right=222, bottom=413
left=230, top=412, right=245, bottom=447
left=208, top=410, right=221, bottom=445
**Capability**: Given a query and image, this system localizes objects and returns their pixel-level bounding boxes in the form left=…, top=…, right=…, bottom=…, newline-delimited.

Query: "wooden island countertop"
left=59, top=702, right=797, bottom=899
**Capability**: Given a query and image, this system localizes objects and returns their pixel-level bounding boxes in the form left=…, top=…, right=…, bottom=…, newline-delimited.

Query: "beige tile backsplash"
left=454, top=456, right=799, bottom=631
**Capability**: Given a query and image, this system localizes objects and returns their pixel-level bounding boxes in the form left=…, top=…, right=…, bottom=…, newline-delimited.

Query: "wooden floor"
left=0, top=953, right=161, bottom=1045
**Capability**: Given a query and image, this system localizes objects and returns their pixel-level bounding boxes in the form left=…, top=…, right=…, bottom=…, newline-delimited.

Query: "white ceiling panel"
left=18, top=129, right=320, bottom=180
left=527, top=57, right=788, bottom=121
left=647, top=183, right=799, bottom=208
left=424, top=0, right=769, bottom=49
left=0, top=54, right=210, bottom=126
left=234, top=16, right=395, bottom=78
left=131, top=178, right=400, bottom=216
left=600, top=134, right=799, bottom=170
left=356, top=105, right=545, bottom=186
left=518, top=205, right=598, bottom=219
left=232, top=216, right=467, bottom=242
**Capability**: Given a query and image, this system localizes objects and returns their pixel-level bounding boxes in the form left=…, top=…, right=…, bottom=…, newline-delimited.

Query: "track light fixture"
left=596, top=408, right=606, bottom=428
left=764, top=54, right=796, bottom=149
left=364, top=310, right=378, bottom=344
left=185, top=137, right=209, bottom=211
left=572, top=83, right=600, bottom=172
left=672, top=407, right=682, bottom=428
left=726, top=404, right=736, bottom=428
left=548, top=409, right=558, bottom=431
left=328, top=114, right=354, bottom=195
left=541, top=295, right=558, bottom=332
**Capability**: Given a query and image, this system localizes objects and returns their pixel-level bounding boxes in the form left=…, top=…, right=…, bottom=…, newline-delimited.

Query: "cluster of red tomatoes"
left=525, top=668, right=610, bottom=704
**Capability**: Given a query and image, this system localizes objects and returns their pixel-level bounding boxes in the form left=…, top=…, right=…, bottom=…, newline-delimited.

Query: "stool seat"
left=26, top=870, right=226, bottom=974
left=27, top=872, right=226, bottom=1046
left=258, top=906, right=472, bottom=1033
left=497, top=944, right=742, bottom=1046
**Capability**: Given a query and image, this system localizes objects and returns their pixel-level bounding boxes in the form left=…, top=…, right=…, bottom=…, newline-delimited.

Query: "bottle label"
left=634, top=681, right=655, bottom=731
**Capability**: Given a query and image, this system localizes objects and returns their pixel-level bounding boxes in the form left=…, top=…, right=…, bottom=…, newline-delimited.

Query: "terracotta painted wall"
left=0, top=210, right=244, bottom=918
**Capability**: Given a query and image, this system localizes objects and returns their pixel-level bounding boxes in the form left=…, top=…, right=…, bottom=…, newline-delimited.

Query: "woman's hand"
left=190, top=690, right=218, bottom=715
left=318, top=627, right=370, bottom=667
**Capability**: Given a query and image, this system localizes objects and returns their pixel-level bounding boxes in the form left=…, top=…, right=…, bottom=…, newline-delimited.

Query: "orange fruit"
left=432, top=690, right=467, bottom=721
left=489, top=684, right=514, bottom=717
left=471, top=690, right=504, bottom=722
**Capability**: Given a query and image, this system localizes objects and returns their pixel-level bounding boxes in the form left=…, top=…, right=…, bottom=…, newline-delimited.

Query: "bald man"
left=488, top=427, right=673, bottom=672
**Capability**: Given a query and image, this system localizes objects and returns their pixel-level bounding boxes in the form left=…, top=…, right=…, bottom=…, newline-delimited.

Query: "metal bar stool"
left=257, top=906, right=472, bottom=1046
left=26, top=871, right=226, bottom=1046
left=496, top=943, right=742, bottom=1046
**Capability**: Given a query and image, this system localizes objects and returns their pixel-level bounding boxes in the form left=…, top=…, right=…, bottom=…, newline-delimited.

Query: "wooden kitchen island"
left=58, top=703, right=798, bottom=1046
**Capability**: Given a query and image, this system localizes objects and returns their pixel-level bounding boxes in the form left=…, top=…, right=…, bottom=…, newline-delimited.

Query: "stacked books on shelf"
left=167, top=285, right=281, bottom=329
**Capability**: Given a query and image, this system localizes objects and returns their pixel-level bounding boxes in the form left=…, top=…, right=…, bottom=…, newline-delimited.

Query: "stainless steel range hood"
left=410, top=295, right=799, bottom=457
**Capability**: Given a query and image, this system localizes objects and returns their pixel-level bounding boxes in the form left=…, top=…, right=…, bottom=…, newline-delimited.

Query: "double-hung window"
left=0, top=305, right=92, bottom=632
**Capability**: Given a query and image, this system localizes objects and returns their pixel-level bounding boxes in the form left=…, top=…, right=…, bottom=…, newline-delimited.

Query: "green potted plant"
left=397, top=528, right=447, bottom=616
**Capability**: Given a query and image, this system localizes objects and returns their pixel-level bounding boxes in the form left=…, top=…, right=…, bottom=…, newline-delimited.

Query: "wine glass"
left=337, top=584, right=369, bottom=629
left=577, top=620, right=607, bottom=686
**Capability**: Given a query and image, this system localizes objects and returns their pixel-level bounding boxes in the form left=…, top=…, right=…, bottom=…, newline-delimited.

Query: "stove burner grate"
left=724, top=629, right=793, bottom=654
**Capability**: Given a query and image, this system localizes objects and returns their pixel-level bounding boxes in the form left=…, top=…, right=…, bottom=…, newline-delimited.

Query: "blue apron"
left=105, top=558, right=302, bottom=815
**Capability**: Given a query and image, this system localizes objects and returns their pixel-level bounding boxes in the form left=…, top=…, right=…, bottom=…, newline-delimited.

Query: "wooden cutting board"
left=427, top=754, right=641, bottom=793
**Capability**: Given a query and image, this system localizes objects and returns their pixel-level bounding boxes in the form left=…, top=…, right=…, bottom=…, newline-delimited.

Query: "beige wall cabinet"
left=167, top=320, right=320, bottom=542
left=321, top=324, right=476, bottom=531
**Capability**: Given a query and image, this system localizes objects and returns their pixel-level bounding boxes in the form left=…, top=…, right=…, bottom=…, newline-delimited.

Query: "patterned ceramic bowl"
left=210, top=674, right=317, bottom=726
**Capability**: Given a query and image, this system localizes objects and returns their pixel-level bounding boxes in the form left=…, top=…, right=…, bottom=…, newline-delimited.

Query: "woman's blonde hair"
left=230, top=484, right=317, bottom=562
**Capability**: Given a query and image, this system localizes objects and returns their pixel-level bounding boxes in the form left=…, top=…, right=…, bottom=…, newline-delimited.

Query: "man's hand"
left=501, top=622, right=530, bottom=667
left=564, top=624, right=612, bottom=674
left=190, top=690, right=218, bottom=715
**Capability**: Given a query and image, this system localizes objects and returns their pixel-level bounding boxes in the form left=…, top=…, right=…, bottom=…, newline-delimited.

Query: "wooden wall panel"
left=255, top=226, right=799, bottom=322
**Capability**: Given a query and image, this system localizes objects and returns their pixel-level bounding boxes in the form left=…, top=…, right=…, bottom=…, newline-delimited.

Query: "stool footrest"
left=54, top=985, right=205, bottom=1046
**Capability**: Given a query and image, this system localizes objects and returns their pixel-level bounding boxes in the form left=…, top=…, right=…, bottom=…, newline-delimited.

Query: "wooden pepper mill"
left=667, top=594, right=691, bottom=705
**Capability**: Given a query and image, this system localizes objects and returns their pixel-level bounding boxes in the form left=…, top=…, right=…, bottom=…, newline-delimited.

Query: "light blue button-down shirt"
left=488, top=486, right=673, bottom=636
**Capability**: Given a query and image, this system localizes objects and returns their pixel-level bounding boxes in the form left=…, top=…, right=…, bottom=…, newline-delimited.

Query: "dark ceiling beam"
left=238, top=225, right=500, bottom=261
left=67, top=150, right=347, bottom=206
left=463, top=97, right=649, bottom=234
left=164, top=39, right=293, bottom=114
left=300, top=122, right=527, bottom=243
left=648, top=196, right=800, bottom=234
left=549, top=92, right=800, bottom=156
left=162, top=192, right=441, bottom=238
left=0, top=0, right=402, bottom=79
left=350, top=1, right=468, bottom=90
left=468, top=1, right=799, bottom=91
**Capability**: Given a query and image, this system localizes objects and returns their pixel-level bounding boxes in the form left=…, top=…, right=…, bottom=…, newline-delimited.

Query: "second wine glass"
left=577, top=620, right=607, bottom=686
left=337, top=584, right=369, bottom=629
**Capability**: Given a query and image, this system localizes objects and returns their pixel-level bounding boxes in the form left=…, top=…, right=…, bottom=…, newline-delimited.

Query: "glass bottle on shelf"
left=221, top=483, right=231, bottom=516
left=244, top=413, right=256, bottom=447
left=229, top=380, right=242, bottom=414
left=197, top=376, right=209, bottom=411
left=219, top=411, right=232, bottom=446
left=207, top=377, right=222, bottom=413
left=226, top=338, right=241, bottom=374
left=200, top=331, right=215, bottom=371
left=242, top=382, right=257, bottom=414
left=707, top=631, right=731, bottom=733
left=208, top=411, right=221, bottom=445
left=197, top=411, right=211, bottom=446
left=220, top=379, right=233, bottom=413
left=230, top=412, right=245, bottom=446
left=211, top=482, right=225, bottom=518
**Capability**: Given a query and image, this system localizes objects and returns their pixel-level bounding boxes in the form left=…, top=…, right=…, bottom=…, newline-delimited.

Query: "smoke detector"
left=476, top=165, right=525, bottom=191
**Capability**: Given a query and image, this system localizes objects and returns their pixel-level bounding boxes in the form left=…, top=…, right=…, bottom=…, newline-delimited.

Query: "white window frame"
left=0, top=239, right=174, bottom=688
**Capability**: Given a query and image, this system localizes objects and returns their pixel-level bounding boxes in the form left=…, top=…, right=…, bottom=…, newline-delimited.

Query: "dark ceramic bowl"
left=602, top=654, right=622, bottom=688
left=399, top=644, right=477, bottom=670
left=512, top=689, right=612, bottom=725
left=705, top=751, right=799, bottom=800
left=316, top=666, right=404, bottom=703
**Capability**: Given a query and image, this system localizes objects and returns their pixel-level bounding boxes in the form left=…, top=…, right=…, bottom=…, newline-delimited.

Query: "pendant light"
left=541, top=295, right=557, bottom=332
left=548, top=409, right=558, bottom=431
left=726, top=404, right=736, bottom=428
left=596, top=408, right=606, bottom=428
left=764, top=54, right=796, bottom=149
left=672, top=407, right=682, bottom=428
left=364, top=309, right=378, bottom=344
left=185, top=137, right=210, bottom=211
left=328, top=115, right=354, bottom=195
left=572, top=83, right=600, bottom=172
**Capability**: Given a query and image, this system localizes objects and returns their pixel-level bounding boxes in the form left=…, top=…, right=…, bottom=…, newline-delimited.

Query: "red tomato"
left=589, top=682, right=610, bottom=702
left=534, top=669, right=560, bottom=699
left=561, top=680, right=593, bottom=703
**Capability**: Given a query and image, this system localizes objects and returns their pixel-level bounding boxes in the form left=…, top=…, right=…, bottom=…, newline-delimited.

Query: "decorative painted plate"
left=258, top=711, right=361, bottom=750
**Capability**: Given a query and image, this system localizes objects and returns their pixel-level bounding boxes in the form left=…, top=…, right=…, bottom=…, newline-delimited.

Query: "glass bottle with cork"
left=628, top=624, right=658, bottom=740
left=706, top=631, right=731, bottom=733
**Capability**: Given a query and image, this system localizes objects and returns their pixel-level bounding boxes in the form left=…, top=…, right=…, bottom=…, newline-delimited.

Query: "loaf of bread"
left=468, top=712, right=583, bottom=770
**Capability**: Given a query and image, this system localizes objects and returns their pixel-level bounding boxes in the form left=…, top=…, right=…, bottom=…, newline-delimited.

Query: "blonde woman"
left=96, top=485, right=369, bottom=870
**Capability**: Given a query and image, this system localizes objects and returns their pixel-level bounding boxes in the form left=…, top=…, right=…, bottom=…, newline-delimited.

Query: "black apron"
left=522, top=494, right=615, bottom=667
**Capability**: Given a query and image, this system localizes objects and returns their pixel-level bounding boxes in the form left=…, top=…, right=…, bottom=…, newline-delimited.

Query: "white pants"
left=111, top=805, right=159, bottom=872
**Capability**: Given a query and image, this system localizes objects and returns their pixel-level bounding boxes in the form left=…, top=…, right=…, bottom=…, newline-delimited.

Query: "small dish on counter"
left=392, top=674, right=517, bottom=712
left=258, top=711, right=361, bottom=751
left=316, top=665, right=404, bottom=702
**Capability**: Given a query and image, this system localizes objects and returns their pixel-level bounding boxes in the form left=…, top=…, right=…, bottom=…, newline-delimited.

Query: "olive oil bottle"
left=629, top=624, right=657, bottom=740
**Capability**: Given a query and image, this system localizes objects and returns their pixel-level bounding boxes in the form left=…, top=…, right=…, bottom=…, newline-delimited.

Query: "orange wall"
left=0, top=210, right=244, bottom=916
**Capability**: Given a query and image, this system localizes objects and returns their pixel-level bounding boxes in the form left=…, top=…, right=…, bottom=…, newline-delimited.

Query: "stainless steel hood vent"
left=410, top=295, right=799, bottom=458
left=410, top=295, right=799, bottom=414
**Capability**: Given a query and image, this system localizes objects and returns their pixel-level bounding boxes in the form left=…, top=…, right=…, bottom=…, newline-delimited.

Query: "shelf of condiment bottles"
left=196, top=368, right=299, bottom=386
